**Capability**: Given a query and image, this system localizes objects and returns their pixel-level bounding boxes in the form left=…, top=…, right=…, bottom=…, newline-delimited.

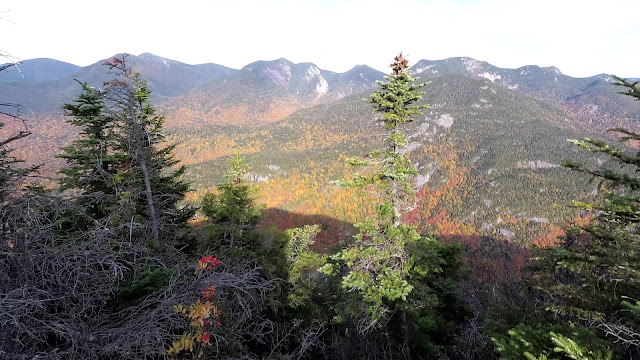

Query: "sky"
left=2, top=0, right=639, bottom=78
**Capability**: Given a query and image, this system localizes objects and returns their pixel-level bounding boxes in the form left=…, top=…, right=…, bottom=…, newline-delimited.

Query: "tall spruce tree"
left=57, top=81, right=127, bottom=219
left=320, top=54, right=465, bottom=358
left=321, top=53, right=427, bottom=321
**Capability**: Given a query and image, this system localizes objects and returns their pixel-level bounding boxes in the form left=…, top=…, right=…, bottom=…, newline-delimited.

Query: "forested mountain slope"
left=412, top=57, right=640, bottom=133
left=2, top=53, right=633, bottom=247
left=175, top=74, right=597, bottom=246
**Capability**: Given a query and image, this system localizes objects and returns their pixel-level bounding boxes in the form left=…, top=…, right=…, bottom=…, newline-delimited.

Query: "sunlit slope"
left=178, top=74, right=597, bottom=245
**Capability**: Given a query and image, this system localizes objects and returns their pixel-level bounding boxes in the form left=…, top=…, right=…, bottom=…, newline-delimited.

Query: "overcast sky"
left=2, top=0, right=639, bottom=78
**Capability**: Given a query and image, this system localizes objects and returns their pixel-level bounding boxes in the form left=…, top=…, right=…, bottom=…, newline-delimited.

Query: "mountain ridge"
left=4, top=53, right=628, bottom=81
left=0, top=58, right=80, bottom=82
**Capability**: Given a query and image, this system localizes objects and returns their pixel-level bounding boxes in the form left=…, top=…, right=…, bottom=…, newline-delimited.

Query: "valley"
left=2, top=52, right=639, bottom=249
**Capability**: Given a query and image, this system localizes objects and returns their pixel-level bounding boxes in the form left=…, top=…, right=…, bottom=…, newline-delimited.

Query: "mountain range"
left=2, top=52, right=639, bottom=247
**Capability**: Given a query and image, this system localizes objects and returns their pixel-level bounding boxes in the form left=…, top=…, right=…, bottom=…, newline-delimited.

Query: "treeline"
left=1, top=53, right=640, bottom=360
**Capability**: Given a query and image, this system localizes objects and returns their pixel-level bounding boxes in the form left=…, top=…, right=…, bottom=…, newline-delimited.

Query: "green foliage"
left=404, top=239, right=471, bottom=355
left=284, top=225, right=326, bottom=309
left=613, top=76, right=640, bottom=101
left=0, top=126, right=29, bottom=201
left=128, top=76, right=195, bottom=244
left=321, top=213, right=421, bottom=321
left=113, top=263, right=172, bottom=310
left=494, top=323, right=614, bottom=360
left=201, top=154, right=265, bottom=259
left=336, top=54, right=427, bottom=206
left=323, top=54, right=430, bottom=327
left=550, top=332, right=613, bottom=360
left=495, top=323, right=557, bottom=360
left=57, top=59, right=195, bottom=249
left=108, top=59, right=195, bottom=248
left=57, top=80, right=128, bottom=219
left=199, top=155, right=289, bottom=287
left=523, top=77, right=640, bottom=358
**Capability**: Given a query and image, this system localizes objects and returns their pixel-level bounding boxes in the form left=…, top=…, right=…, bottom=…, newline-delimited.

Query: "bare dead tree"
left=597, top=321, right=640, bottom=352
left=264, top=320, right=326, bottom=360
left=1, top=193, right=278, bottom=359
left=0, top=49, right=22, bottom=76
left=447, top=282, right=497, bottom=360
left=102, top=55, right=160, bottom=246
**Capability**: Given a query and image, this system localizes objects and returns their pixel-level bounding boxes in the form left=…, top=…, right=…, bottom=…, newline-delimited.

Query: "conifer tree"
left=102, top=56, right=194, bottom=248
left=0, top=63, right=34, bottom=234
left=57, top=81, right=127, bottom=219
left=320, top=54, right=460, bottom=357
left=201, top=154, right=263, bottom=253
left=0, top=120, right=31, bottom=203
left=521, top=76, right=640, bottom=358
left=321, top=53, right=427, bottom=318
left=0, top=62, right=36, bottom=203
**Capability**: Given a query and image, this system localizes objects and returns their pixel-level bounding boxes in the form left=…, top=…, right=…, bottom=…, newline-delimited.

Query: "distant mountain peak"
left=242, top=58, right=293, bottom=70
left=548, top=66, right=562, bottom=75
left=343, top=64, right=382, bottom=76
left=348, top=64, right=374, bottom=71
left=0, top=58, right=80, bottom=82
left=137, top=52, right=170, bottom=61
left=133, top=53, right=181, bottom=69
left=411, top=57, right=500, bottom=82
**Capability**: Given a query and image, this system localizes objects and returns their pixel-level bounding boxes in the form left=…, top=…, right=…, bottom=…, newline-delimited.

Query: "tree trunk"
left=391, top=128, right=402, bottom=226
left=126, top=87, right=160, bottom=246
left=138, top=155, right=160, bottom=245
left=401, top=310, right=410, bottom=359
left=391, top=182, right=401, bottom=227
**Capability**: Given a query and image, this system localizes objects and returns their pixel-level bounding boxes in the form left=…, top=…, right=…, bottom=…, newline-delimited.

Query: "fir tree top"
left=368, top=52, right=427, bottom=130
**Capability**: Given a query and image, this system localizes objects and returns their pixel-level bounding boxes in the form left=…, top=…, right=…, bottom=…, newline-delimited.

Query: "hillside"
left=412, top=57, right=640, bottom=133
left=175, top=74, right=596, bottom=246
left=0, top=58, right=80, bottom=82
left=162, top=58, right=384, bottom=128
left=2, top=53, right=634, bottom=247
